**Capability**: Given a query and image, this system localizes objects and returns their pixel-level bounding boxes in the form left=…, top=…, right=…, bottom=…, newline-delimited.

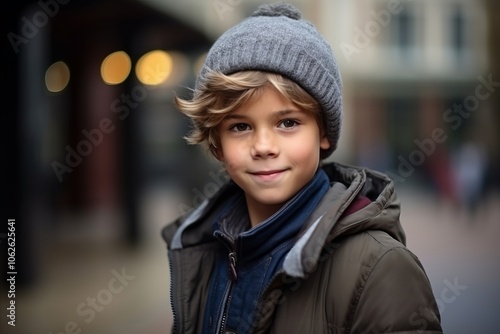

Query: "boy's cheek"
left=222, top=160, right=240, bottom=174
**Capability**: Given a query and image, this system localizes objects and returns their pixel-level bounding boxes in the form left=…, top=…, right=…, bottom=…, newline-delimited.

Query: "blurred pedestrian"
left=452, top=140, right=488, bottom=216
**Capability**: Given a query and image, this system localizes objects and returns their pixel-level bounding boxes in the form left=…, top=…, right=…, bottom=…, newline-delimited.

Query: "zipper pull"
left=228, top=251, right=237, bottom=281
left=214, top=230, right=238, bottom=281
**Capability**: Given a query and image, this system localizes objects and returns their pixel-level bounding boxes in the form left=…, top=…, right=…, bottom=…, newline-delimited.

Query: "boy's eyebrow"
left=222, top=114, right=247, bottom=121
left=223, top=109, right=301, bottom=121
left=274, top=109, right=299, bottom=117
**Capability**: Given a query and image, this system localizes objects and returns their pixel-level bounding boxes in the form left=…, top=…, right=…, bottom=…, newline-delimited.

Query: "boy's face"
left=216, top=86, right=330, bottom=219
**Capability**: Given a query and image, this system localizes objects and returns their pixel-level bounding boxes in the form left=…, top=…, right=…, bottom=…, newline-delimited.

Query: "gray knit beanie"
left=197, top=2, right=342, bottom=158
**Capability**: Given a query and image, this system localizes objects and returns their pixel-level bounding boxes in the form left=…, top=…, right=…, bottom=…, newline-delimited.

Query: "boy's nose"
left=250, top=129, right=279, bottom=159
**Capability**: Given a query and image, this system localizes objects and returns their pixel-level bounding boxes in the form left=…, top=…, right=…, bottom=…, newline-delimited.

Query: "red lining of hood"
left=340, top=196, right=372, bottom=218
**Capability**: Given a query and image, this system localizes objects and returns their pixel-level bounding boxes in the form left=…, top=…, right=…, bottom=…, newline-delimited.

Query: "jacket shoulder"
left=328, top=230, right=442, bottom=333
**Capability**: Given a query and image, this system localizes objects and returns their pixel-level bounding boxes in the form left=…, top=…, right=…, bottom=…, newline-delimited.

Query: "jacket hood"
left=162, top=162, right=405, bottom=277
left=281, top=162, right=405, bottom=278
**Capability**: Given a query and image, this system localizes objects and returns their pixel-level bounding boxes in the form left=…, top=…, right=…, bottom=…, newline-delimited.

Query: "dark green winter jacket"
left=162, top=162, right=443, bottom=333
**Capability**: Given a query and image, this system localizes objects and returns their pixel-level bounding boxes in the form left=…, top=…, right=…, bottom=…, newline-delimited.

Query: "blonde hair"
left=175, top=71, right=325, bottom=157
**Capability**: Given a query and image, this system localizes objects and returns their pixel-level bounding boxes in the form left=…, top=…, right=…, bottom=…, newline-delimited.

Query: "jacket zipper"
left=168, top=252, right=180, bottom=333
left=214, top=231, right=238, bottom=333
left=217, top=280, right=234, bottom=334
left=216, top=251, right=238, bottom=334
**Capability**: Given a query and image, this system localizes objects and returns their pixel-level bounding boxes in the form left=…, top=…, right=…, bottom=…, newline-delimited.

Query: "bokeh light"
left=100, top=50, right=132, bottom=85
left=135, top=50, right=173, bottom=86
left=45, top=61, right=70, bottom=93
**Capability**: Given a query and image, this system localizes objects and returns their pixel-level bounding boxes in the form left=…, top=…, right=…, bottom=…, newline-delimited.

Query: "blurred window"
left=390, top=6, right=418, bottom=63
left=450, top=5, right=466, bottom=62
left=396, top=9, right=414, bottom=50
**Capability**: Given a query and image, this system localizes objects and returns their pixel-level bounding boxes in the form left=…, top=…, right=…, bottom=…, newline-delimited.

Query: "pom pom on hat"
left=197, top=2, right=343, bottom=159
left=251, top=2, right=302, bottom=20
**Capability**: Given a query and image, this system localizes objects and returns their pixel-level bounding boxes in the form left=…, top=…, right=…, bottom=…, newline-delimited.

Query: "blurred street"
left=2, top=186, right=499, bottom=334
left=399, top=187, right=500, bottom=334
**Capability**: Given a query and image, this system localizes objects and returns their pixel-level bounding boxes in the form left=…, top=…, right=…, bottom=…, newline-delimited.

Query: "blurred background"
left=1, top=0, right=499, bottom=333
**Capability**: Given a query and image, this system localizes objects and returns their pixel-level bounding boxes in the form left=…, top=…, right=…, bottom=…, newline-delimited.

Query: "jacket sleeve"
left=350, top=245, right=443, bottom=333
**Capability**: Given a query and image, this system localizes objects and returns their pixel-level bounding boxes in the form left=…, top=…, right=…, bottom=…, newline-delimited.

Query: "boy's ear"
left=320, top=133, right=331, bottom=150
left=213, top=146, right=224, bottom=161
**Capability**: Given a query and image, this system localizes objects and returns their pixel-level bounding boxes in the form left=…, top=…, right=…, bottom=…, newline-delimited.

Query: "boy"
left=162, top=2, right=442, bottom=333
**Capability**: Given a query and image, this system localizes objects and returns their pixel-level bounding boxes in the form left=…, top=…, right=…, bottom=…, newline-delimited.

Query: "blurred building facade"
left=314, top=0, right=496, bottom=204
left=485, top=0, right=500, bottom=193
left=3, top=0, right=215, bottom=285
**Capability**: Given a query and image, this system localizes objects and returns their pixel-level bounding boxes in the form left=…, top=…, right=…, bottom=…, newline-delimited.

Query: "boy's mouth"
left=249, top=169, right=288, bottom=182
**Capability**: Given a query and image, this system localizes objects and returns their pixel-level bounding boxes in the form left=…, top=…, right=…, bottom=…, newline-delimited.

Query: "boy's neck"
left=245, top=196, right=284, bottom=228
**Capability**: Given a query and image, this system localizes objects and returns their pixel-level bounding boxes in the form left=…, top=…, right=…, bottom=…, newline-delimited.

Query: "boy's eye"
left=230, top=123, right=250, bottom=132
left=278, top=119, right=299, bottom=129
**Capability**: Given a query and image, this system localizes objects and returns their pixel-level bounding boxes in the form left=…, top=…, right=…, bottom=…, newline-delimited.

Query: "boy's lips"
left=249, top=169, right=289, bottom=182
